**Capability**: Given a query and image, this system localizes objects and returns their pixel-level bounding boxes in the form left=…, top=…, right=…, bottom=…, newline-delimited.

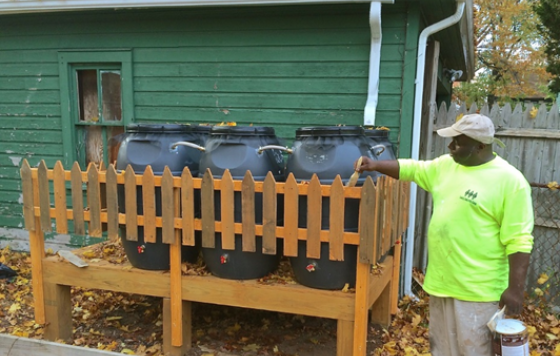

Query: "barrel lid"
left=495, top=319, right=526, bottom=335
left=125, top=124, right=202, bottom=133
left=363, top=128, right=390, bottom=138
left=210, top=126, right=275, bottom=135
left=295, top=126, right=363, bottom=137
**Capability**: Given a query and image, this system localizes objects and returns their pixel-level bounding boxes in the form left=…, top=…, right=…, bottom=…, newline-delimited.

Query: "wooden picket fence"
left=20, top=159, right=410, bottom=356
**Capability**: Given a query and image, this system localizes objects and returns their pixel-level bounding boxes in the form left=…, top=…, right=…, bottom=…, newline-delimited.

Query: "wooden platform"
left=20, top=160, right=410, bottom=356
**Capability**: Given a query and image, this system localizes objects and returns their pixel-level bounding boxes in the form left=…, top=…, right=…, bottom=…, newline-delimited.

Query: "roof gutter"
left=403, top=0, right=466, bottom=298
left=0, top=0, right=395, bottom=15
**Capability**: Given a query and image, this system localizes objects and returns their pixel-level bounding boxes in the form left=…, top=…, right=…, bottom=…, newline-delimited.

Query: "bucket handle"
left=257, top=145, right=293, bottom=154
left=170, top=141, right=206, bottom=151
left=369, top=144, right=386, bottom=156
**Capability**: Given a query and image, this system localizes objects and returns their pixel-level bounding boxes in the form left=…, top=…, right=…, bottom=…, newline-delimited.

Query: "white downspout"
left=364, top=1, right=394, bottom=126
left=403, top=1, right=466, bottom=297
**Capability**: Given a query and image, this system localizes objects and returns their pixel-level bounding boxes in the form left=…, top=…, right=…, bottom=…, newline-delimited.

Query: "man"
left=356, top=114, right=534, bottom=356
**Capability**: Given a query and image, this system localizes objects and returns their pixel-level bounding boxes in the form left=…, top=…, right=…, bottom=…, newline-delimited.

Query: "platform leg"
left=43, top=282, right=72, bottom=341
left=163, top=298, right=191, bottom=356
left=370, top=281, right=392, bottom=327
left=337, top=319, right=354, bottom=356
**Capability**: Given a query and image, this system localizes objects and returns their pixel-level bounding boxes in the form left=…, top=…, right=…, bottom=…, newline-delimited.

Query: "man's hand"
left=500, top=252, right=531, bottom=316
left=352, top=157, right=401, bottom=179
left=499, top=287, right=524, bottom=315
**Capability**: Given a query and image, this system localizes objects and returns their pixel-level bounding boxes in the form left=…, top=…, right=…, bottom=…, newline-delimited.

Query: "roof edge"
left=0, top=0, right=394, bottom=15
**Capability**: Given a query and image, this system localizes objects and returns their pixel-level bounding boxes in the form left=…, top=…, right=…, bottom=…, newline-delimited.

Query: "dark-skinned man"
left=356, top=114, right=534, bottom=356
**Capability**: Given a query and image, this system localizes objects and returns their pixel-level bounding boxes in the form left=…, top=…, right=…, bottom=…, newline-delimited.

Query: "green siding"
left=0, top=2, right=416, bottom=244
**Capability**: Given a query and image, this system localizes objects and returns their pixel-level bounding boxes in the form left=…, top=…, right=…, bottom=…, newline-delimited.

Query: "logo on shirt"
left=460, top=189, right=478, bottom=205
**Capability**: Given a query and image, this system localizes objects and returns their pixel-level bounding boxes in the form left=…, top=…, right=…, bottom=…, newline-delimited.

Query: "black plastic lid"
left=125, top=124, right=201, bottom=134
left=295, top=126, right=363, bottom=137
left=363, top=128, right=390, bottom=138
left=210, top=126, right=275, bottom=136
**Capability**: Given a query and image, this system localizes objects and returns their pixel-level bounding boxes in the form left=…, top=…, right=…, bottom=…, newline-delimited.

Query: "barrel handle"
left=257, top=145, right=293, bottom=154
left=170, top=141, right=206, bottom=151
left=369, top=144, right=386, bottom=156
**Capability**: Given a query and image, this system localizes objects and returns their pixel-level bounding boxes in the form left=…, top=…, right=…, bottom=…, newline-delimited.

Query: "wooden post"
left=43, top=282, right=72, bottom=341
left=391, top=238, right=402, bottom=314
left=336, top=319, right=354, bottom=356
left=352, top=260, right=371, bottom=356
left=163, top=299, right=191, bottom=356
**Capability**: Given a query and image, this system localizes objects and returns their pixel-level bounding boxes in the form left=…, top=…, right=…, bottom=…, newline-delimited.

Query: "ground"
left=1, top=246, right=559, bottom=356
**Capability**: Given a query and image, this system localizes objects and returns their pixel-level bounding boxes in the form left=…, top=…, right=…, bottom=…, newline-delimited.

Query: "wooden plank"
left=20, top=159, right=35, bottom=231
left=163, top=299, right=191, bottom=356
left=329, top=175, right=344, bottom=261
left=124, top=165, right=138, bottom=241
left=105, top=165, right=119, bottom=241
left=30, top=165, right=45, bottom=324
left=38, top=160, right=52, bottom=232
left=242, top=171, right=256, bottom=252
left=87, top=163, right=102, bottom=237
left=170, top=187, right=183, bottom=347
left=53, top=161, right=68, bottom=234
left=262, top=172, right=277, bottom=255
left=352, top=259, right=371, bottom=356
left=42, top=257, right=356, bottom=320
left=71, top=162, right=85, bottom=235
left=306, top=174, right=322, bottom=259
left=358, top=177, right=377, bottom=264
left=142, top=165, right=157, bottom=243
left=283, top=173, right=299, bottom=257
left=220, top=169, right=235, bottom=251
left=162, top=167, right=175, bottom=245
left=375, top=176, right=386, bottom=260
left=336, top=320, right=354, bottom=356
left=0, top=334, right=126, bottom=356
left=370, top=281, right=392, bottom=327
left=43, top=282, right=72, bottom=342
left=391, top=238, right=402, bottom=315
left=181, top=167, right=195, bottom=246
left=382, top=179, right=394, bottom=255
left=201, top=169, right=215, bottom=248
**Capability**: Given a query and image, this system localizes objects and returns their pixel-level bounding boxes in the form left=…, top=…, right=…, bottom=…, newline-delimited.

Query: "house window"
left=59, top=51, right=133, bottom=169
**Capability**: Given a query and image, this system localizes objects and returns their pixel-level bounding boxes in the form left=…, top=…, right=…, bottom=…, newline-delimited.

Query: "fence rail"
left=20, top=159, right=410, bottom=356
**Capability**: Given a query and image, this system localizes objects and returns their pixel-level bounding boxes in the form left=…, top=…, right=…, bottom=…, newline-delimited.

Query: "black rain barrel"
left=200, top=126, right=285, bottom=280
left=285, top=126, right=380, bottom=290
left=116, top=124, right=210, bottom=270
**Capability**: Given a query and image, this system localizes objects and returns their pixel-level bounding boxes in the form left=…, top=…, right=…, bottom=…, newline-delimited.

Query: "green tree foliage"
left=454, top=0, right=551, bottom=106
left=534, top=0, right=560, bottom=94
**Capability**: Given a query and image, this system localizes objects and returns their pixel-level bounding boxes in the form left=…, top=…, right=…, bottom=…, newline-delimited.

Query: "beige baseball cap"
left=437, top=114, right=506, bottom=148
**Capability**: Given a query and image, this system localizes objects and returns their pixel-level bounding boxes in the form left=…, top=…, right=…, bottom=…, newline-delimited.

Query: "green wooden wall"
left=0, top=2, right=420, bottom=248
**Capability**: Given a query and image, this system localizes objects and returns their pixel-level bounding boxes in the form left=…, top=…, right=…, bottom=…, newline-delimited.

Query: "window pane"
left=107, top=126, right=125, bottom=165
left=101, top=70, right=122, bottom=122
left=85, top=126, right=104, bottom=167
left=77, top=70, right=99, bottom=122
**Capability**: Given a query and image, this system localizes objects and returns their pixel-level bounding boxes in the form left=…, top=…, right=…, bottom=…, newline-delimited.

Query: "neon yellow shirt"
left=399, top=154, right=534, bottom=301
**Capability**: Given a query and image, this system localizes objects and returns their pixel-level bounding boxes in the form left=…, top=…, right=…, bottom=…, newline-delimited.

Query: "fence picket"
left=181, top=167, right=195, bottom=246
left=124, top=165, right=138, bottom=241
left=21, top=160, right=35, bottom=232
left=262, top=172, right=277, bottom=255
left=87, top=163, right=102, bottom=237
left=329, top=175, right=344, bottom=261
left=38, top=160, right=51, bottom=233
left=162, top=167, right=175, bottom=244
left=201, top=169, right=215, bottom=248
left=306, top=174, right=322, bottom=259
left=53, top=161, right=68, bottom=234
left=106, top=165, right=119, bottom=241
left=71, top=162, right=85, bottom=235
left=358, top=176, right=376, bottom=264
left=221, top=169, right=235, bottom=251
left=142, top=165, right=157, bottom=243
left=283, top=173, right=299, bottom=257
left=241, top=171, right=256, bottom=252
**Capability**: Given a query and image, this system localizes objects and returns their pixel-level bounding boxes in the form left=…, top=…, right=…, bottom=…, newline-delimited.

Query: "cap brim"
left=437, top=126, right=462, bottom=138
